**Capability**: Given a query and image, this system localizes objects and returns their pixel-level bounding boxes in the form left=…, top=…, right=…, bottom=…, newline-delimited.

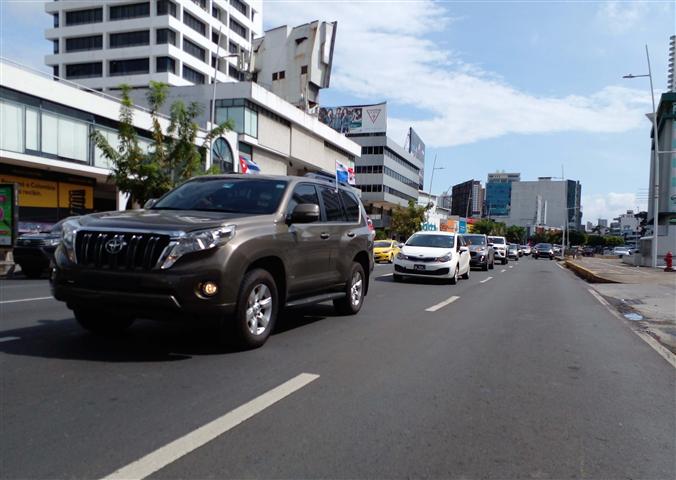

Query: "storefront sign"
left=0, top=174, right=93, bottom=212
left=0, top=184, right=18, bottom=247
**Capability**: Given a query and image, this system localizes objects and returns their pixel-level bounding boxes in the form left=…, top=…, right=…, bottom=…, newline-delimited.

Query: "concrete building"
left=44, top=0, right=262, bottom=91
left=668, top=35, right=674, bottom=93
left=485, top=171, right=520, bottom=217
left=507, top=177, right=582, bottom=233
left=586, top=221, right=594, bottom=232
left=251, top=21, right=336, bottom=113
left=451, top=179, right=482, bottom=218
left=131, top=81, right=360, bottom=178
left=418, top=191, right=452, bottom=232
left=598, top=218, right=608, bottom=228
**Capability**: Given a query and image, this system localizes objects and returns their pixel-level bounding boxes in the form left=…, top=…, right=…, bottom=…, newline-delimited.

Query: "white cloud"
left=596, top=1, right=649, bottom=34
left=582, top=192, right=647, bottom=223
left=265, top=1, right=652, bottom=148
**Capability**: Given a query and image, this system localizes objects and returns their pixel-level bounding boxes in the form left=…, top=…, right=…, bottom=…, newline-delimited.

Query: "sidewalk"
left=566, top=257, right=676, bottom=353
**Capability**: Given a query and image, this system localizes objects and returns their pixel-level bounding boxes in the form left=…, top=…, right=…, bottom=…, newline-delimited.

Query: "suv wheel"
left=334, top=262, right=365, bottom=315
left=450, top=266, right=459, bottom=285
left=75, top=309, right=134, bottom=335
left=230, top=269, right=278, bottom=349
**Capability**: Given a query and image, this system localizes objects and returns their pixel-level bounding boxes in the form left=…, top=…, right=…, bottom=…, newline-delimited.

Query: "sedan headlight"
left=396, top=252, right=406, bottom=260
left=161, top=225, right=236, bottom=269
left=61, top=219, right=81, bottom=262
left=435, top=255, right=452, bottom=262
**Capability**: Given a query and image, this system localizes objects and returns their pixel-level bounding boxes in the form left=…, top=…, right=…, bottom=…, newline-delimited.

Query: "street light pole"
left=623, top=44, right=660, bottom=268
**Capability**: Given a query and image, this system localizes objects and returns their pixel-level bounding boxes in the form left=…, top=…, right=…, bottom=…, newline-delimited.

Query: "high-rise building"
left=485, top=172, right=520, bottom=217
left=598, top=218, right=608, bottom=228
left=508, top=177, right=582, bottom=231
left=451, top=179, right=482, bottom=218
left=44, top=0, right=263, bottom=91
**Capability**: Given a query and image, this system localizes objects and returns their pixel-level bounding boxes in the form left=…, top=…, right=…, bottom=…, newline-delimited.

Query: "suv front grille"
left=75, top=231, right=171, bottom=271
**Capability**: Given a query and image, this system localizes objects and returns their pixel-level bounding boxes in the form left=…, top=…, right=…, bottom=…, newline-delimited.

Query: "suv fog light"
left=201, top=282, right=218, bottom=297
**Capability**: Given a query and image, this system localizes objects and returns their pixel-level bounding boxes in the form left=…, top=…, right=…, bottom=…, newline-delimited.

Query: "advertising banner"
left=670, top=120, right=676, bottom=213
left=409, top=128, right=426, bottom=190
left=0, top=184, right=18, bottom=247
left=319, top=102, right=387, bottom=134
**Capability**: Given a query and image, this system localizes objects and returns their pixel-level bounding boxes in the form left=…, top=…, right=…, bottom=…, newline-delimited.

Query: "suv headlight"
left=61, top=219, right=80, bottom=262
left=161, top=225, right=236, bottom=269
left=45, top=237, right=61, bottom=247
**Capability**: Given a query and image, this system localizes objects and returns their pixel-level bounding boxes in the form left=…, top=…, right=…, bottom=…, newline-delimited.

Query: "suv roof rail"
left=304, top=171, right=350, bottom=187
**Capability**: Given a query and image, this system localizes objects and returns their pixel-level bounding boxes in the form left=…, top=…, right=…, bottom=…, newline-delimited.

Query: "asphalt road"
left=1, top=258, right=674, bottom=479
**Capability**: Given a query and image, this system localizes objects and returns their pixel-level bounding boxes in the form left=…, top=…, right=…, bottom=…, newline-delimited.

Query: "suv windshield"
left=488, top=237, right=505, bottom=244
left=463, top=235, right=486, bottom=246
left=153, top=178, right=288, bottom=214
left=406, top=234, right=454, bottom=248
left=374, top=241, right=393, bottom=248
left=538, top=243, right=553, bottom=249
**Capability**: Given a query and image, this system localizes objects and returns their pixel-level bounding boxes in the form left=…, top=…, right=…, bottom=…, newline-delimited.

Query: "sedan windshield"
left=463, top=235, right=486, bottom=246
left=538, top=243, right=553, bottom=249
left=374, top=241, right=393, bottom=248
left=153, top=178, right=288, bottom=214
left=488, top=237, right=505, bottom=244
left=406, top=234, right=454, bottom=248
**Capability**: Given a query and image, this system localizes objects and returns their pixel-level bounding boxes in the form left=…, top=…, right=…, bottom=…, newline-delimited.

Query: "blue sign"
left=458, top=219, right=467, bottom=233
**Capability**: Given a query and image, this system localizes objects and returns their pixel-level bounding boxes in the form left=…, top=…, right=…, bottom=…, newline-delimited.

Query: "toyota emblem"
left=105, top=236, right=126, bottom=254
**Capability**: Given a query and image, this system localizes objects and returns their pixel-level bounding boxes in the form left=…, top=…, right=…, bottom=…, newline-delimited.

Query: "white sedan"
left=393, top=231, right=471, bottom=284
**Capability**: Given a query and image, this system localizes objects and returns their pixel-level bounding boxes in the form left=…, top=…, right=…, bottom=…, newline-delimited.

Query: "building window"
left=183, top=38, right=206, bottom=62
left=183, top=65, right=205, bottom=84
left=211, top=6, right=222, bottom=20
left=25, top=108, right=39, bottom=152
left=110, top=2, right=150, bottom=21
left=65, top=62, right=102, bottom=79
left=183, top=12, right=206, bottom=36
left=230, top=0, right=248, bottom=16
left=156, top=0, right=177, bottom=17
left=215, top=101, right=257, bottom=138
left=228, top=41, right=240, bottom=54
left=110, top=30, right=149, bottom=49
left=0, top=100, right=23, bottom=153
left=109, top=58, right=150, bottom=76
left=156, top=28, right=177, bottom=46
left=41, top=111, right=89, bottom=162
left=52, top=65, right=59, bottom=78
left=65, top=8, right=102, bottom=26
left=191, top=0, right=207, bottom=10
left=229, top=64, right=244, bottom=81
left=65, top=35, right=102, bottom=52
left=272, top=71, right=285, bottom=81
left=53, top=13, right=59, bottom=27
left=229, top=18, right=247, bottom=38
left=156, top=56, right=176, bottom=74
left=301, top=65, right=308, bottom=75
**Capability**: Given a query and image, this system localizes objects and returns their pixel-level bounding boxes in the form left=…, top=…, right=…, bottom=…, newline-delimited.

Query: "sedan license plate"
left=414, top=264, right=426, bottom=271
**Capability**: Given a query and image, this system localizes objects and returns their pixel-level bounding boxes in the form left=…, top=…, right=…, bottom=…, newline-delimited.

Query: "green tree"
left=92, top=82, right=231, bottom=206
left=586, top=235, right=605, bottom=247
left=471, top=219, right=494, bottom=235
left=391, top=200, right=429, bottom=240
left=505, top=225, right=526, bottom=244
left=567, top=230, right=587, bottom=246
left=604, top=236, right=624, bottom=247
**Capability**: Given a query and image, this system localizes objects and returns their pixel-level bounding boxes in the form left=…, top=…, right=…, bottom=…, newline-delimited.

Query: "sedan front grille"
left=75, top=231, right=171, bottom=271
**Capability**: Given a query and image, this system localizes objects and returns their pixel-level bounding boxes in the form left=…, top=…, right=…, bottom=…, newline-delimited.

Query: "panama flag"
left=335, top=160, right=356, bottom=185
left=239, top=154, right=261, bottom=174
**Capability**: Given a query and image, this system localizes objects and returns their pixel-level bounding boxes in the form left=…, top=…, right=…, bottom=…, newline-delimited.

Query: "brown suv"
left=52, top=174, right=374, bottom=348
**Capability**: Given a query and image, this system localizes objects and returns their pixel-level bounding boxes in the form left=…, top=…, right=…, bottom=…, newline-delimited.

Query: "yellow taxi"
left=373, top=239, right=400, bottom=263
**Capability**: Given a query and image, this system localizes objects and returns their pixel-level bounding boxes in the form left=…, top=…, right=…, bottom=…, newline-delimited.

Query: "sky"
left=1, top=0, right=674, bottom=223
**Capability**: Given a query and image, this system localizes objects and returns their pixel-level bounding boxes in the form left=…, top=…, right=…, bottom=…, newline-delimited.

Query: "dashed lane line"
left=102, top=373, right=320, bottom=480
left=479, top=277, right=493, bottom=284
left=500, top=269, right=507, bottom=273
left=509, top=266, right=514, bottom=269
left=556, top=263, right=565, bottom=269
left=0, top=296, right=53, bottom=305
left=425, top=296, right=460, bottom=312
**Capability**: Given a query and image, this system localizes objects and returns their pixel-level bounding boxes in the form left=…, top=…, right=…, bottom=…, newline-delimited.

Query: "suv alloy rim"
left=246, top=284, right=272, bottom=336
left=350, top=272, right=363, bottom=307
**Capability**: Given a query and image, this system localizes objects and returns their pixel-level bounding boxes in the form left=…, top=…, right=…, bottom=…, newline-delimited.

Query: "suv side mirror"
left=287, top=203, right=320, bottom=224
left=459, top=246, right=469, bottom=253
left=487, top=243, right=494, bottom=247
left=144, top=198, right=158, bottom=209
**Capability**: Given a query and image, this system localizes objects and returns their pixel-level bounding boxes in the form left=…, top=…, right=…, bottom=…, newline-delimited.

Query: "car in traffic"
left=521, top=244, right=531, bottom=255
left=532, top=243, right=555, bottom=259
left=487, top=235, right=508, bottom=264
left=463, top=233, right=495, bottom=271
left=393, top=231, right=470, bottom=284
left=373, top=239, right=400, bottom=263
left=52, top=174, right=374, bottom=349
left=507, top=243, right=519, bottom=261
left=582, top=246, right=595, bottom=257
left=612, top=246, right=633, bottom=257
left=13, top=217, right=77, bottom=278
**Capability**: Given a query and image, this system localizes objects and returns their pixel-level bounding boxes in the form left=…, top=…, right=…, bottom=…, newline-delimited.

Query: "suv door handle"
left=320, top=232, right=330, bottom=239
left=346, top=232, right=355, bottom=238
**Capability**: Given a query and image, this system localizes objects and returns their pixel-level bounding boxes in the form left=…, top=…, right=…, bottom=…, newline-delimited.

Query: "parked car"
left=487, top=236, right=508, bottom=264
left=582, top=246, right=595, bottom=257
left=507, top=243, right=519, bottom=261
left=462, top=233, right=495, bottom=271
left=14, top=217, right=77, bottom=278
left=393, top=231, right=470, bottom=284
left=532, top=243, right=555, bottom=260
left=521, top=244, right=532, bottom=255
left=373, top=239, right=400, bottom=263
left=52, top=174, right=374, bottom=349
left=612, top=246, right=633, bottom=257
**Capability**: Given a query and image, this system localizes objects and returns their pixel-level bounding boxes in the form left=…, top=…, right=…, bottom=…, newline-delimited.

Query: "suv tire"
left=229, top=268, right=278, bottom=349
left=461, top=267, right=470, bottom=280
left=450, top=266, right=459, bottom=285
left=334, top=262, right=365, bottom=315
left=75, top=309, right=134, bottom=335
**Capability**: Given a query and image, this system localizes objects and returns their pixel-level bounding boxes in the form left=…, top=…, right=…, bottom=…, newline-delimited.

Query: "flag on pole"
left=335, top=160, right=356, bottom=185
left=239, top=153, right=260, bottom=174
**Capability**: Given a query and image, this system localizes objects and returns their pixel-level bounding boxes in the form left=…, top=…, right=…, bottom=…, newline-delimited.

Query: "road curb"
left=564, top=260, right=619, bottom=284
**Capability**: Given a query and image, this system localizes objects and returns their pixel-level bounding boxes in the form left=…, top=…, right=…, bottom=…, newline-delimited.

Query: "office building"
left=485, top=172, right=520, bottom=217
left=507, top=177, right=582, bottom=232
left=597, top=218, right=608, bottom=228
left=668, top=35, right=674, bottom=93
left=586, top=221, right=594, bottom=232
left=44, top=0, right=262, bottom=91
left=451, top=179, right=482, bottom=218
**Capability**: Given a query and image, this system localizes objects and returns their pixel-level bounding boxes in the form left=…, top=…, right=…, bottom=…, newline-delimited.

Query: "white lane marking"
left=379, top=273, right=393, bottom=278
left=587, top=288, right=676, bottom=369
left=556, top=263, right=565, bottom=269
left=0, top=296, right=53, bottom=305
left=425, top=296, right=459, bottom=312
left=0, top=336, right=20, bottom=343
left=500, top=269, right=506, bottom=273
left=480, top=277, right=493, bottom=284
left=102, top=373, right=320, bottom=480
left=509, top=266, right=514, bottom=269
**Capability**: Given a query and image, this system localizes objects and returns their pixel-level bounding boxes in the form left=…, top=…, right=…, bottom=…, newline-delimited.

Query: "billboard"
left=0, top=184, right=18, bottom=247
left=409, top=127, right=426, bottom=189
left=318, top=102, right=387, bottom=134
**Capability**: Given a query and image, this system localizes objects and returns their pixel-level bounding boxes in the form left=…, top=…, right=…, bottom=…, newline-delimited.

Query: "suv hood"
left=75, top=209, right=266, bottom=233
left=402, top=246, right=454, bottom=258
